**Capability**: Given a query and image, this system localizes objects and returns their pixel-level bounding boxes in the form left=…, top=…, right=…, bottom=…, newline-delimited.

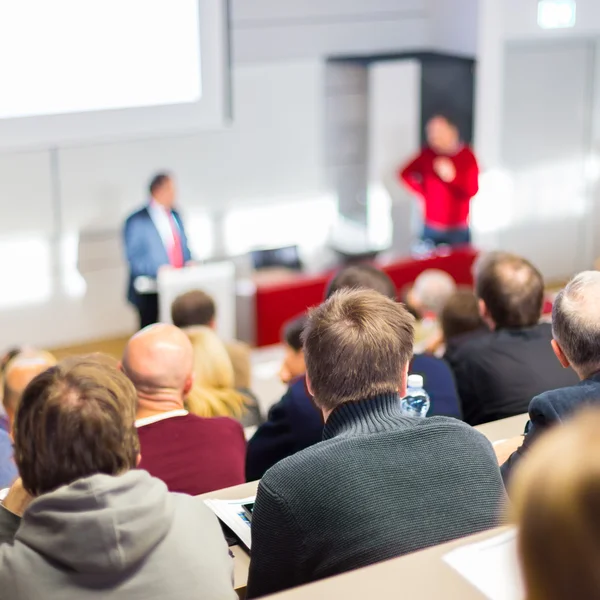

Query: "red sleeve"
left=447, top=149, right=480, bottom=199
left=399, top=150, right=428, bottom=197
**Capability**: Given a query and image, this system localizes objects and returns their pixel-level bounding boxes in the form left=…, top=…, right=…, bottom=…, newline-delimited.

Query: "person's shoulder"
left=531, top=376, right=599, bottom=411
left=451, top=329, right=495, bottom=362
left=125, top=206, right=150, bottom=224
left=185, top=412, right=244, bottom=432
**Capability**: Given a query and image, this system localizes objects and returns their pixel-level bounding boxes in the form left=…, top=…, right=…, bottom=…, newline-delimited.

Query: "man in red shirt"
left=122, top=323, right=246, bottom=496
left=399, top=115, right=479, bottom=246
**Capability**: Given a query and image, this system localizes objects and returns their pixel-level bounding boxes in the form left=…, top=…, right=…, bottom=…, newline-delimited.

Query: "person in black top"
left=500, top=271, right=600, bottom=482
left=247, top=290, right=505, bottom=598
left=450, top=252, right=578, bottom=426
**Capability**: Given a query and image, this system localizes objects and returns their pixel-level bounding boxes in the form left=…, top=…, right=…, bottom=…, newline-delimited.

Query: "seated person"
left=0, top=350, right=56, bottom=489
left=511, top=408, right=600, bottom=600
left=450, top=252, right=578, bottom=426
left=441, top=289, right=489, bottom=363
left=246, top=315, right=322, bottom=482
left=247, top=289, right=506, bottom=598
left=405, top=269, right=457, bottom=353
left=500, top=272, right=600, bottom=482
left=0, top=356, right=236, bottom=600
left=171, top=289, right=251, bottom=389
left=122, top=324, right=246, bottom=495
left=186, top=326, right=262, bottom=428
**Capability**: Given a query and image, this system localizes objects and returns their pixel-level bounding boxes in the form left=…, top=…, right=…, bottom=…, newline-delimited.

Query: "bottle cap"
left=407, top=374, right=424, bottom=389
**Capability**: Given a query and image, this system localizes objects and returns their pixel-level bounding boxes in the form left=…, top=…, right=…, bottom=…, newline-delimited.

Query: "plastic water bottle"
left=401, top=374, right=431, bottom=418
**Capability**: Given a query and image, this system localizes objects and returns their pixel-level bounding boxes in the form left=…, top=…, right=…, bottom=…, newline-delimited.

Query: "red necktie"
left=168, top=214, right=184, bottom=268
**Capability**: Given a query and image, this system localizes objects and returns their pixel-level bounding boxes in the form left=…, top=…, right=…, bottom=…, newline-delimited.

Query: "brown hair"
left=475, top=252, right=544, bottom=329
left=511, top=408, right=600, bottom=600
left=171, top=290, right=216, bottom=328
left=302, top=289, right=414, bottom=411
left=440, top=289, right=485, bottom=341
left=326, top=264, right=396, bottom=300
left=14, top=354, right=140, bottom=496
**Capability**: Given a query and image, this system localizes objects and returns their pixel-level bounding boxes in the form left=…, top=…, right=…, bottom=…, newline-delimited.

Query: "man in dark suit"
left=247, top=290, right=505, bottom=598
left=450, top=252, right=578, bottom=425
left=124, top=173, right=192, bottom=329
left=500, top=272, right=600, bottom=482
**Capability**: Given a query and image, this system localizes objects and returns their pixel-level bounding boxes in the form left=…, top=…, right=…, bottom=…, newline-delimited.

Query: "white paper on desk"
left=204, top=496, right=254, bottom=550
left=444, top=529, right=524, bottom=600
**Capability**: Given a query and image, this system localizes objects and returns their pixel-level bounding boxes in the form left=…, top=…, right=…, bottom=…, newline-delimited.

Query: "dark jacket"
left=411, top=354, right=462, bottom=419
left=501, top=371, right=600, bottom=483
left=123, top=206, right=192, bottom=307
left=245, top=377, right=323, bottom=481
left=449, top=323, right=579, bottom=426
left=246, top=393, right=506, bottom=598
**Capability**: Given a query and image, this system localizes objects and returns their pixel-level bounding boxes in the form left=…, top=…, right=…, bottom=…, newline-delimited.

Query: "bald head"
left=122, top=324, right=194, bottom=407
left=553, top=272, right=600, bottom=378
left=3, top=350, right=57, bottom=429
left=410, top=269, right=457, bottom=316
left=475, top=252, right=544, bottom=329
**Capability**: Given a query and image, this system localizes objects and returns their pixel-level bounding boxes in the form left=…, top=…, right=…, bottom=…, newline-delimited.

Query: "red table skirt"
left=254, top=248, right=478, bottom=347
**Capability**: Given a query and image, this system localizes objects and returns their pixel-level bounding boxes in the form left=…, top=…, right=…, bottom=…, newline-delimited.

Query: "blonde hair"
left=185, top=326, right=250, bottom=419
left=511, top=408, right=600, bottom=600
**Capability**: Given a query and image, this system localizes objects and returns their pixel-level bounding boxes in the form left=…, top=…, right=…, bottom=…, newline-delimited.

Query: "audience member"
left=0, top=351, right=57, bottom=489
left=246, top=315, right=321, bottom=482
left=511, top=408, right=600, bottom=600
left=0, top=356, right=236, bottom=600
left=247, top=290, right=506, bottom=598
left=122, top=324, right=246, bottom=495
left=441, top=289, right=489, bottom=363
left=172, top=289, right=251, bottom=389
left=185, top=326, right=261, bottom=428
left=279, top=315, right=307, bottom=384
left=500, top=272, right=600, bottom=481
left=0, top=346, right=26, bottom=432
left=450, top=252, right=578, bottom=425
left=326, top=263, right=397, bottom=299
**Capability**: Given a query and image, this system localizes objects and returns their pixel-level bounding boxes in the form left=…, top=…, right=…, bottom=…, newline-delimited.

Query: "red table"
left=254, top=248, right=478, bottom=347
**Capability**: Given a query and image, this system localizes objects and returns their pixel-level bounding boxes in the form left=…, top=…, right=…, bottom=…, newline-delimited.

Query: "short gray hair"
left=552, top=272, right=600, bottom=376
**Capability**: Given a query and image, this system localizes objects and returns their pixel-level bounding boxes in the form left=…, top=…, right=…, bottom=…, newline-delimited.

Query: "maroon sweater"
left=137, top=413, right=246, bottom=496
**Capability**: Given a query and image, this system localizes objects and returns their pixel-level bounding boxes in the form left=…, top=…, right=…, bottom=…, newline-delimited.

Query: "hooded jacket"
left=0, top=470, right=237, bottom=600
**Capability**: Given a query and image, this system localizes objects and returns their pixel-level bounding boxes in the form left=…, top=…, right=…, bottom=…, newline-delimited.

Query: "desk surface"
left=200, top=414, right=527, bottom=597
left=265, top=526, right=513, bottom=600
left=474, top=413, right=528, bottom=444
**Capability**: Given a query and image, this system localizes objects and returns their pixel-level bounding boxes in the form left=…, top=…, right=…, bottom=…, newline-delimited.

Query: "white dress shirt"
left=148, top=198, right=177, bottom=253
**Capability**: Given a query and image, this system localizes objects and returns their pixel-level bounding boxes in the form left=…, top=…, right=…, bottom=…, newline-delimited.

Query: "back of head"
left=511, top=408, right=600, bottom=600
left=3, top=350, right=57, bottom=424
left=283, top=314, right=308, bottom=352
left=14, top=355, right=139, bottom=497
left=122, top=324, right=194, bottom=410
left=171, top=290, right=216, bottom=328
left=326, top=264, right=396, bottom=300
left=441, top=290, right=484, bottom=341
left=186, top=326, right=248, bottom=419
left=303, top=289, right=414, bottom=411
left=475, top=252, right=544, bottom=329
left=552, top=271, right=600, bottom=378
left=410, top=269, right=457, bottom=316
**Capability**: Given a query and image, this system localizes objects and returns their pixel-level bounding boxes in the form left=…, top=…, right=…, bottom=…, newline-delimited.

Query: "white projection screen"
left=0, top=0, right=230, bottom=150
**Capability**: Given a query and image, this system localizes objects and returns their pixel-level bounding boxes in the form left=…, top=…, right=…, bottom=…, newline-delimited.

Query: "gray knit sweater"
left=247, top=393, right=506, bottom=598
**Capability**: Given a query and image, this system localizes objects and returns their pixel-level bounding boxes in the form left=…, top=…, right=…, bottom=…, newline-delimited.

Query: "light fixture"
left=538, top=0, right=576, bottom=29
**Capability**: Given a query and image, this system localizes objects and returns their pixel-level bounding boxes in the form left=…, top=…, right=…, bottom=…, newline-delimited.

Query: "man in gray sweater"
left=247, top=289, right=506, bottom=598
left=0, top=356, right=236, bottom=600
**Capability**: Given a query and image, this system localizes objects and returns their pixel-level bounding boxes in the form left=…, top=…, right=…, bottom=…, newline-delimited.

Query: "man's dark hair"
left=552, top=272, right=600, bottom=377
left=171, top=290, right=216, bottom=328
left=475, top=252, right=544, bottom=329
left=283, top=315, right=308, bottom=352
left=326, top=264, right=396, bottom=301
left=149, top=172, right=171, bottom=196
left=302, top=289, right=414, bottom=411
left=441, top=290, right=485, bottom=341
left=14, top=355, right=140, bottom=496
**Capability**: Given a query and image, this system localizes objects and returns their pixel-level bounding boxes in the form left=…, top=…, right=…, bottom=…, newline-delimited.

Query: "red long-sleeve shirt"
left=399, top=146, right=479, bottom=229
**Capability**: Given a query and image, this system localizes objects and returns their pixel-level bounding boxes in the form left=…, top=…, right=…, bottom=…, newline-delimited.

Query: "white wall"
left=231, top=0, right=430, bottom=63
left=473, top=0, right=600, bottom=279
left=426, top=0, right=480, bottom=57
